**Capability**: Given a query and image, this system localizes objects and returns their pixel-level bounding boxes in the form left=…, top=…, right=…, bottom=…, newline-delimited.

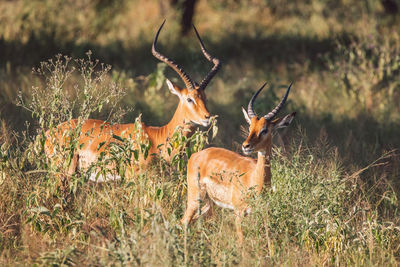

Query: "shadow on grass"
left=0, top=29, right=347, bottom=76
left=0, top=29, right=345, bottom=130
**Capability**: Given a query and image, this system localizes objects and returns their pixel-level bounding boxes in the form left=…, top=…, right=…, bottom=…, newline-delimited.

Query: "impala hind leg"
left=181, top=174, right=208, bottom=226
left=60, top=153, right=79, bottom=193
left=66, top=153, right=79, bottom=177
left=191, top=198, right=211, bottom=221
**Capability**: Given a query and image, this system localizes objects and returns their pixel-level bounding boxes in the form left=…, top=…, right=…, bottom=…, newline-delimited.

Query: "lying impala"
left=45, top=21, right=221, bottom=182
left=181, top=83, right=296, bottom=242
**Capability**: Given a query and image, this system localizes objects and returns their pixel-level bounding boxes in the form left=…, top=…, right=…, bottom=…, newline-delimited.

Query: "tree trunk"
left=170, top=0, right=198, bottom=36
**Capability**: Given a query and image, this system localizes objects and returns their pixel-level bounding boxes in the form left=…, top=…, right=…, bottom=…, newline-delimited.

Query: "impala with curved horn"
left=181, top=83, right=296, bottom=242
left=45, top=20, right=221, bottom=182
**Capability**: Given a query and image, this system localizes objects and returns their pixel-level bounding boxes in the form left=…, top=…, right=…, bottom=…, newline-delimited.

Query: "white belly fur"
left=213, top=200, right=234, bottom=210
left=79, top=150, right=121, bottom=183
left=203, top=177, right=235, bottom=210
left=89, top=173, right=121, bottom=183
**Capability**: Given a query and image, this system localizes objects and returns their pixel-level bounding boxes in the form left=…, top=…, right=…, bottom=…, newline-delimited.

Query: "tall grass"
left=1, top=113, right=399, bottom=265
left=0, top=53, right=399, bottom=266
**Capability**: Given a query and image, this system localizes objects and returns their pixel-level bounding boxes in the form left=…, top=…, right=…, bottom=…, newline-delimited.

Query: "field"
left=1, top=0, right=400, bottom=265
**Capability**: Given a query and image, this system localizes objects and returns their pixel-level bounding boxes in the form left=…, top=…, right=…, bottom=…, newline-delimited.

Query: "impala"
left=181, top=83, right=296, bottom=242
left=45, top=21, right=221, bottom=182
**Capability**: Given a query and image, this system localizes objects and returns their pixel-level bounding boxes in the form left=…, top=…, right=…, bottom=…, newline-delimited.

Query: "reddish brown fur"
left=44, top=83, right=211, bottom=178
left=181, top=112, right=295, bottom=242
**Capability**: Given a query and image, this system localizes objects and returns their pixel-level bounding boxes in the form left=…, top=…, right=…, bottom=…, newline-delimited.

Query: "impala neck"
left=255, top=135, right=272, bottom=189
left=162, top=102, right=193, bottom=139
left=146, top=102, right=194, bottom=150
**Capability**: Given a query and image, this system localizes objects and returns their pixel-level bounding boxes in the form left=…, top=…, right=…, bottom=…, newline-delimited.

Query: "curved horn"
left=247, top=82, right=267, bottom=119
left=264, top=83, right=292, bottom=121
left=192, top=25, right=222, bottom=91
left=152, top=20, right=195, bottom=91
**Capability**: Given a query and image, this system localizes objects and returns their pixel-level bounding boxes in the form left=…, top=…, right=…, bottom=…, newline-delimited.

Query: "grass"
left=1, top=0, right=400, bottom=265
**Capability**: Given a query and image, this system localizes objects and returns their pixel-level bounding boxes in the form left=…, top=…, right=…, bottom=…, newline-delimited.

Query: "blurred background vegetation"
left=1, top=0, right=400, bottom=161
left=1, top=0, right=400, bottom=265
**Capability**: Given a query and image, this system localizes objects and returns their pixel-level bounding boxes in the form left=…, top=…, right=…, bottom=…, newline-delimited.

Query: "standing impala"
left=45, top=21, right=221, bottom=182
left=181, top=83, right=296, bottom=242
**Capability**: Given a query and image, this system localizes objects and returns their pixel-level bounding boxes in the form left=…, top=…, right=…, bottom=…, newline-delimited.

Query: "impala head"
left=165, top=79, right=211, bottom=126
left=152, top=20, right=221, bottom=127
left=242, top=83, right=296, bottom=155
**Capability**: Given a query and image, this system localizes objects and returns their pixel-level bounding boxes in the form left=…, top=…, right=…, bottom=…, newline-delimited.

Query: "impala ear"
left=166, top=79, right=183, bottom=97
left=272, top=112, right=296, bottom=130
left=242, top=107, right=251, bottom=124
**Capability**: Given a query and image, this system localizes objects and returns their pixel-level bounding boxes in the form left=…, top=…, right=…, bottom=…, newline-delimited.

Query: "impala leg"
left=181, top=199, right=199, bottom=226
left=191, top=198, right=211, bottom=221
left=234, top=209, right=244, bottom=244
left=60, top=153, right=79, bottom=193
left=181, top=198, right=211, bottom=226
left=181, top=173, right=208, bottom=226
left=66, top=153, right=79, bottom=177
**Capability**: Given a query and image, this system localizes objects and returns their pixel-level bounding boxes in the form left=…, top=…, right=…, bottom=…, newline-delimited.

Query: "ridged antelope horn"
left=247, top=82, right=267, bottom=119
left=192, top=25, right=222, bottom=91
left=264, top=83, right=293, bottom=121
left=152, top=20, right=195, bottom=91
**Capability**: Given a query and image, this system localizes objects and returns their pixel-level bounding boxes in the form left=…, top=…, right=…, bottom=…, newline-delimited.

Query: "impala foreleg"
left=234, top=209, right=245, bottom=244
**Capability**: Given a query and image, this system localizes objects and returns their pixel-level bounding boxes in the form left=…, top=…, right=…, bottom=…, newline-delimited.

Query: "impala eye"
left=259, top=128, right=268, bottom=136
left=187, top=98, right=194, bottom=104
